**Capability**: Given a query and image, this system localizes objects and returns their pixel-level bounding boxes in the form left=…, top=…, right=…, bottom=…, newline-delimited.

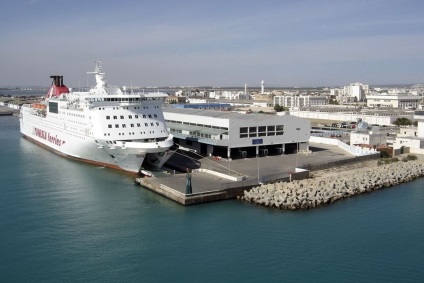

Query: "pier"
left=135, top=144, right=379, bottom=205
left=241, top=157, right=424, bottom=210
left=0, top=106, right=14, bottom=116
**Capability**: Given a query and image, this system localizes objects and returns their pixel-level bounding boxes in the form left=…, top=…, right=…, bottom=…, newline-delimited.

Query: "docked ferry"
left=19, top=61, right=175, bottom=173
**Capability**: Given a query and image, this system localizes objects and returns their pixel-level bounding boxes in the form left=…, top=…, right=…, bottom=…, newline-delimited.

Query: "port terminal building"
left=163, top=108, right=310, bottom=159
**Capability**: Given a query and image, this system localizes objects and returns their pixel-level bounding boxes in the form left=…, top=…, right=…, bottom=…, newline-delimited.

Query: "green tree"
left=274, top=104, right=286, bottom=112
left=328, top=95, right=339, bottom=105
left=393, top=117, right=412, bottom=127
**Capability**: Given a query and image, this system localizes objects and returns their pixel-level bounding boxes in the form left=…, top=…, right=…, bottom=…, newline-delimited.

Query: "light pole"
left=256, top=145, right=260, bottom=183
left=296, top=128, right=300, bottom=168
left=228, top=148, right=231, bottom=175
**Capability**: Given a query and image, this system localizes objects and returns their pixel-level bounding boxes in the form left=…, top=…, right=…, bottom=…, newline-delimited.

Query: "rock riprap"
left=240, top=160, right=424, bottom=210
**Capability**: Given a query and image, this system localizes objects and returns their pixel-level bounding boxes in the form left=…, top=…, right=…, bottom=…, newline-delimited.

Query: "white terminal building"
left=366, top=94, right=423, bottom=109
left=273, top=95, right=327, bottom=109
left=163, top=108, right=310, bottom=159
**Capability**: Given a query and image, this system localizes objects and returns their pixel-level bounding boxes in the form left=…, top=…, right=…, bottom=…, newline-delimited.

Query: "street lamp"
left=257, top=146, right=260, bottom=183
left=296, top=128, right=300, bottom=168
left=228, top=148, right=231, bottom=175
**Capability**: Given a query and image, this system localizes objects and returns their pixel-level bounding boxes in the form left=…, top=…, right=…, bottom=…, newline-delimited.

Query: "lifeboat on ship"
left=31, top=103, right=46, bottom=109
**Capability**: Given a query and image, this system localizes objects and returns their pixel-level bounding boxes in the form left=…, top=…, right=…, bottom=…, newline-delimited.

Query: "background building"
left=343, top=82, right=369, bottom=102
left=273, top=95, right=327, bottom=109
left=366, top=94, right=423, bottom=109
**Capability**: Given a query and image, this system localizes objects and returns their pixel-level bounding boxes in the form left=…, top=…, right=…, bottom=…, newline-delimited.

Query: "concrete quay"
left=240, top=159, right=424, bottom=210
left=135, top=143, right=380, bottom=205
left=0, top=106, right=14, bottom=115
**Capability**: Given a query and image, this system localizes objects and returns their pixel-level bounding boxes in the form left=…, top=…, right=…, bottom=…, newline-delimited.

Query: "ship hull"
left=19, top=110, right=152, bottom=173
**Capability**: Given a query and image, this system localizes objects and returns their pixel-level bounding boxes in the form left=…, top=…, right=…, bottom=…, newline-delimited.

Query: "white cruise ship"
left=20, top=61, right=175, bottom=173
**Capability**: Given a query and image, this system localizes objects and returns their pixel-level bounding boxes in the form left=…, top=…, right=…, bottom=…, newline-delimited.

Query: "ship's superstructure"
left=20, top=61, right=175, bottom=173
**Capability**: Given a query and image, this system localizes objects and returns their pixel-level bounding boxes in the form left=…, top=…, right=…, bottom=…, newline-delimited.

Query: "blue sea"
left=1, top=115, right=423, bottom=282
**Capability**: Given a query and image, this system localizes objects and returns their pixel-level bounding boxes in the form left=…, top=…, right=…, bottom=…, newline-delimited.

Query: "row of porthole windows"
left=97, top=105, right=160, bottom=110
left=103, top=131, right=157, bottom=136
left=68, top=119, right=86, bottom=125
left=98, top=107, right=133, bottom=110
left=106, top=114, right=157, bottom=120
left=108, top=122, right=160, bottom=128
left=69, top=132, right=86, bottom=139
left=89, top=97, right=161, bottom=103
left=66, top=112, right=84, bottom=118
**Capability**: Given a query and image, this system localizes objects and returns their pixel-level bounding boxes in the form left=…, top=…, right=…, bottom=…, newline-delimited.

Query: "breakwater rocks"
left=240, top=160, right=424, bottom=210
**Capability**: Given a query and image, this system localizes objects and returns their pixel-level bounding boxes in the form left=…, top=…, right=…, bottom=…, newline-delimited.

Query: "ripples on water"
left=0, top=116, right=423, bottom=282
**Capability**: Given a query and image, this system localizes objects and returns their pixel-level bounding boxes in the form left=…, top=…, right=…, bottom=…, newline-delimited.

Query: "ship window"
left=154, top=114, right=157, bottom=118
left=150, top=123, right=154, bottom=126
left=108, top=125, right=112, bottom=128
left=148, top=114, right=152, bottom=118
left=130, top=124, right=134, bottom=127
left=106, top=116, right=110, bottom=119
left=113, top=116, right=117, bottom=119
left=135, top=115, right=138, bottom=118
left=129, top=115, right=132, bottom=119
left=115, top=124, right=119, bottom=128
left=145, top=123, right=148, bottom=126
left=156, top=122, right=159, bottom=126
left=137, top=123, right=140, bottom=127
left=49, top=102, right=58, bottom=114
left=122, top=124, right=126, bottom=128
left=240, top=127, right=248, bottom=134
left=120, top=115, right=124, bottom=119
left=143, top=115, right=146, bottom=118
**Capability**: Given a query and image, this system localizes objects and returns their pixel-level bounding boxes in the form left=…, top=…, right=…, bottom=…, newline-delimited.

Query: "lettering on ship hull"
left=33, top=127, right=66, bottom=146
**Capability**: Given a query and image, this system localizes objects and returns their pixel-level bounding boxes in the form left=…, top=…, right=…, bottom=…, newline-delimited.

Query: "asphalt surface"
left=142, top=143, right=356, bottom=194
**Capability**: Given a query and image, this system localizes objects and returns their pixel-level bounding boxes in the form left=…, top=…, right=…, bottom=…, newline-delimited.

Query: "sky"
left=1, top=0, right=424, bottom=88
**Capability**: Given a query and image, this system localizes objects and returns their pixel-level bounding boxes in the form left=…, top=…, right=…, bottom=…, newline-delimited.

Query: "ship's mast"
left=87, top=61, right=107, bottom=93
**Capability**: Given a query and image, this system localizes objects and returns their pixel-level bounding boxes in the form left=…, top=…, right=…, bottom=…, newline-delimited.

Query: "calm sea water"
left=1, top=116, right=423, bottom=282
